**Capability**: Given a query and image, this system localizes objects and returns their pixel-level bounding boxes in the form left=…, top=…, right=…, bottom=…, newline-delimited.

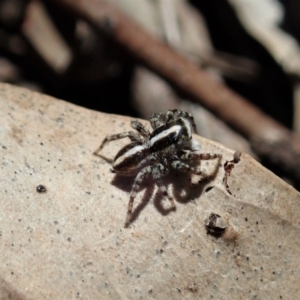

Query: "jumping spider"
left=94, top=109, right=221, bottom=227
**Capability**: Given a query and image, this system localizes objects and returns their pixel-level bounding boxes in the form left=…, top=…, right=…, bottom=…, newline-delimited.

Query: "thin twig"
left=49, top=0, right=300, bottom=183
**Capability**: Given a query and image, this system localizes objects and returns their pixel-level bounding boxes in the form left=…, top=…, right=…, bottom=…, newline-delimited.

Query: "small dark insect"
left=205, top=213, right=227, bottom=236
left=94, top=109, right=221, bottom=227
left=36, top=184, right=47, bottom=193
left=223, top=151, right=241, bottom=195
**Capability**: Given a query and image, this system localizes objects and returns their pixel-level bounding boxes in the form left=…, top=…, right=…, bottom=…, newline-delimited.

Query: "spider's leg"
left=171, top=160, right=209, bottom=180
left=149, top=112, right=166, bottom=129
left=125, top=165, right=152, bottom=227
left=152, top=163, right=175, bottom=209
left=131, top=119, right=150, bottom=138
left=93, top=131, right=143, bottom=156
left=179, top=151, right=222, bottom=161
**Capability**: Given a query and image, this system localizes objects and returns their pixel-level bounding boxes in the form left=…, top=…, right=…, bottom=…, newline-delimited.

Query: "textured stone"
left=0, top=83, right=299, bottom=299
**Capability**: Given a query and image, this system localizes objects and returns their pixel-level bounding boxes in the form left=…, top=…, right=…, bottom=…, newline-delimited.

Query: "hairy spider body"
left=94, top=109, right=221, bottom=227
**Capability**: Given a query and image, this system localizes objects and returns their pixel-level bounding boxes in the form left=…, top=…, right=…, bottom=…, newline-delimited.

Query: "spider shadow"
left=157, top=172, right=207, bottom=208
left=110, top=158, right=221, bottom=225
left=111, top=174, right=155, bottom=224
left=154, top=157, right=222, bottom=211
left=111, top=174, right=177, bottom=223
left=95, top=151, right=151, bottom=224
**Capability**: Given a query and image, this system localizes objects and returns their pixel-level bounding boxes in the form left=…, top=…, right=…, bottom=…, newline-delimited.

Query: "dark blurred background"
left=1, top=0, right=300, bottom=185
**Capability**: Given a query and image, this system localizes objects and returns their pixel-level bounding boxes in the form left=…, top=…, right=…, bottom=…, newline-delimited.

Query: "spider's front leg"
left=179, top=151, right=222, bottom=161
left=174, top=151, right=222, bottom=181
left=93, top=131, right=143, bottom=156
left=171, top=160, right=207, bottom=179
left=171, top=157, right=221, bottom=182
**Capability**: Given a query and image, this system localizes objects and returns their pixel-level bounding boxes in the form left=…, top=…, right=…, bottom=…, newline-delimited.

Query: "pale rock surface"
left=0, top=83, right=299, bottom=299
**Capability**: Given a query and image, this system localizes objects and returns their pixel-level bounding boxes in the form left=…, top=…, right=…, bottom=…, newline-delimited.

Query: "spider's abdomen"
left=112, top=142, right=149, bottom=175
left=149, top=117, right=192, bottom=152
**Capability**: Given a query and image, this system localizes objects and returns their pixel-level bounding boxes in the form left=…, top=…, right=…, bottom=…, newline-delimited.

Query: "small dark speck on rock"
left=205, top=186, right=214, bottom=193
left=36, top=184, right=47, bottom=193
left=187, top=282, right=198, bottom=293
